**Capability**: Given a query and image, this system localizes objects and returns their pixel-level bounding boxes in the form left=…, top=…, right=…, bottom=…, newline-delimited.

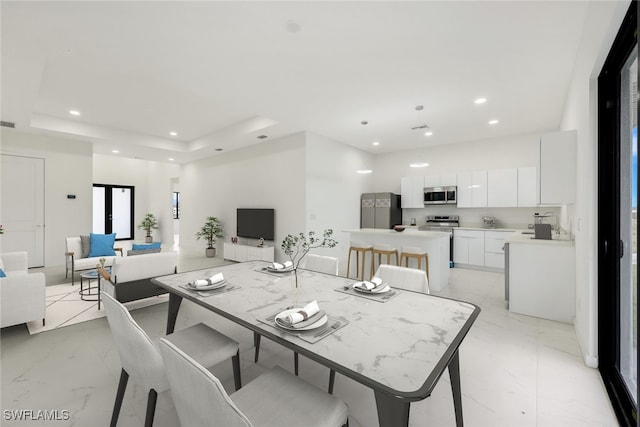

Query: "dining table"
left=151, top=260, right=480, bottom=427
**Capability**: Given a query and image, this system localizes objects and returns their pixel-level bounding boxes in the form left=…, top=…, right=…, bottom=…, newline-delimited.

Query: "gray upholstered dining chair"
left=302, top=253, right=339, bottom=275
left=159, top=338, right=349, bottom=427
left=374, top=263, right=430, bottom=294
left=101, top=292, right=242, bottom=427
left=253, top=254, right=340, bottom=378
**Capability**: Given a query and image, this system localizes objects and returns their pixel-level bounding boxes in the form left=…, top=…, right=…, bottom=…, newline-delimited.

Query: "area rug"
left=26, top=283, right=168, bottom=335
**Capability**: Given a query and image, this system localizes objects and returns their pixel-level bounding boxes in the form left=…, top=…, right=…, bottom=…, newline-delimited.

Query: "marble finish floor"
left=1, top=265, right=618, bottom=426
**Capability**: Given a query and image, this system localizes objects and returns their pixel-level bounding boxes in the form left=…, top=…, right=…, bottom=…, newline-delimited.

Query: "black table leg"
left=374, top=390, right=410, bottom=427
left=448, top=349, right=464, bottom=427
left=166, top=293, right=182, bottom=335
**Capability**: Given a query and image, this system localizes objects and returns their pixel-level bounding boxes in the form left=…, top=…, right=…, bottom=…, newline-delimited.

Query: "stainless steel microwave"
left=424, top=186, right=457, bottom=205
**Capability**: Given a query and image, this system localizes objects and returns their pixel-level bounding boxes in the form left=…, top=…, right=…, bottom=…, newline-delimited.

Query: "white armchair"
left=1, top=251, right=46, bottom=328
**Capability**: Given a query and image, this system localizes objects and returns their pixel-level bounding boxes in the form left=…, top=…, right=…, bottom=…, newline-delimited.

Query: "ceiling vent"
left=257, top=135, right=268, bottom=139
left=410, top=124, right=430, bottom=130
left=0, top=121, right=15, bottom=128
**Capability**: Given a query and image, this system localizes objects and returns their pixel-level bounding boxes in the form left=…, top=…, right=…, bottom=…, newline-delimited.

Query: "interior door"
left=0, top=155, right=45, bottom=267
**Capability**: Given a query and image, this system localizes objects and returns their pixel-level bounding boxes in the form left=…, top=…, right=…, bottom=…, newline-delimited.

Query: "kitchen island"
left=505, top=231, right=575, bottom=322
left=346, top=229, right=450, bottom=291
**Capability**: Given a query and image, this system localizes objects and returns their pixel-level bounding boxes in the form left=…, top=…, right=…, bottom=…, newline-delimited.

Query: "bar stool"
left=399, top=246, right=429, bottom=280
left=370, top=243, right=399, bottom=278
left=346, top=241, right=373, bottom=281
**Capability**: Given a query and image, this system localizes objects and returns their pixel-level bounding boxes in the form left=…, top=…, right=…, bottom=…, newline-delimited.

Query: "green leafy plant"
left=195, top=216, right=223, bottom=249
left=138, top=213, right=159, bottom=237
left=281, top=229, right=338, bottom=287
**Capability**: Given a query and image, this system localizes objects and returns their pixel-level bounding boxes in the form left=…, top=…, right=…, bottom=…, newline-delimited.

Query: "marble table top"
left=153, top=260, right=480, bottom=400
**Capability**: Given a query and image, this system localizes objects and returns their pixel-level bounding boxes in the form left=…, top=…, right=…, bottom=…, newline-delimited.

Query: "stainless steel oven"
left=424, top=186, right=457, bottom=205
left=419, top=215, right=459, bottom=266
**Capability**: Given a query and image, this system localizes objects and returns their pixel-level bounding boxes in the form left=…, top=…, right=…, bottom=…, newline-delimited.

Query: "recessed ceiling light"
left=372, top=141, right=380, bottom=146
left=410, top=162, right=430, bottom=168
left=356, top=169, right=373, bottom=174
left=112, top=150, right=119, bottom=154
left=489, top=119, right=499, bottom=125
left=69, top=110, right=80, bottom=116
left=474, top=98, right=487, bottom=104
left=168, top=158, right=174, bottom=161
left=169, top=131, right=177, bottom=136
left=424, top=131, right=433, bottom=136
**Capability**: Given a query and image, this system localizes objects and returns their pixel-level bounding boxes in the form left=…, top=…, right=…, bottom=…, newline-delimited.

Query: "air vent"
left=257, top=135, right=268, bottom=139
left=410, top=124, right=430, bottom=130
left=0, top=121, right=15, bottom=128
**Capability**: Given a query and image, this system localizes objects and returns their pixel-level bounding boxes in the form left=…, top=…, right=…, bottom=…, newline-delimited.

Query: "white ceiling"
left=2, top=1, right=597, bottom=164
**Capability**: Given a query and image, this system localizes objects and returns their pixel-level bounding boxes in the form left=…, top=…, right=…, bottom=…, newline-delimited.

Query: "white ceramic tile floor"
left=1, top=266, right=618, bottom=426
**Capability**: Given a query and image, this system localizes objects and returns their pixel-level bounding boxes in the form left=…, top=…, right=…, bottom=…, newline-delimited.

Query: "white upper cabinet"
left=457, top=171, right=487, bottom=208
left=424, top=174, right=457, bottom=187
left=400, top=176, right=425, bottom=208
left=487, top=169, right=518, bottom=207
left=517, top=167, right=537, bottom=207
left=538, top=130, right=577, bottom=205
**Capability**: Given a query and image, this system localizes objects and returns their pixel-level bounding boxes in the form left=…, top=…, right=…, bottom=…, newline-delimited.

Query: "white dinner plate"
left=187, top=280, right=227, bottom=291
left=266, top=266, right=294, bottom=273
left=274, top=309, right=328, bottom=331
left=352, top=283, right=391, bottom=294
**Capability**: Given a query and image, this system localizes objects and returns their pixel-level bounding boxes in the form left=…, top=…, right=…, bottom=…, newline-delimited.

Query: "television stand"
left=223, top=243, right=274, bottom=262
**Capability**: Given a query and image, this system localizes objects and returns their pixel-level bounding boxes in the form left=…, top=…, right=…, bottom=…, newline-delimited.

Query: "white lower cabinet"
left=484, top=231, right=512, bottom=269
left=454, top=229, right=513, bottom=270
left=453, top=230, right=484, bottom=266
left=224, top=243, right=274, bottom=262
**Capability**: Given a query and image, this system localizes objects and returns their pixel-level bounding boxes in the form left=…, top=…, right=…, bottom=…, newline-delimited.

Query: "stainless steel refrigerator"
left=360, top=193, right=402, bottom=229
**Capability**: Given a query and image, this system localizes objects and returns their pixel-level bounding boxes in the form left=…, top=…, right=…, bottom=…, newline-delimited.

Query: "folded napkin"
left=277, top=300, right=320, bottom=326
left=354, top=276, right=383, bottom=290
left=271, top=260, right=293, bottom=270
left=190, top=272, right=224, bottom=288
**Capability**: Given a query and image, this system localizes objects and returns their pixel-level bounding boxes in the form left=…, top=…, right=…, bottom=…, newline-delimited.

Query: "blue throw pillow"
left=88, top=233, right=116, bottom=257
left=132, top=242, right=161, bottom=250
left=0, top=268, right=6, bottom=278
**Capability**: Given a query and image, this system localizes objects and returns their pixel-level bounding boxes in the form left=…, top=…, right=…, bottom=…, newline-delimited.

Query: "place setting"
left=257, top=260, right=295, bottom=277
left=335, top=276, right=399, bottom=302
left=258, top=300, right=346, bottom=344
left=179, top=272, right=240, bottom=296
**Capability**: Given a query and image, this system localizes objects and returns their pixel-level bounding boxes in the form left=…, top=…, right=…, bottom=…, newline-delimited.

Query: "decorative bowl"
left=393, top=225, right=405, bottom=232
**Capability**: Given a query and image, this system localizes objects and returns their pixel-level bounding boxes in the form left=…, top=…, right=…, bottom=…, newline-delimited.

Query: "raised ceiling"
left=2, top=1, right=595, bottom=163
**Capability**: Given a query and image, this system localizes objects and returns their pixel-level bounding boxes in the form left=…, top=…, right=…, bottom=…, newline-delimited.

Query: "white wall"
left=0, top=128, right=93, bottom=266
left=559, top=1, right=629, bottom=367
left=93, top=154, right=180, bottom=244
left=180, top=132, right=307, bottom=260
left=305, top=132, right=375, bottom=272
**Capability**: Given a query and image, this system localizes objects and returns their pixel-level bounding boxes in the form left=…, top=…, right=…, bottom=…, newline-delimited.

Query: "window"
left=172, top=191, right=180, bottom=219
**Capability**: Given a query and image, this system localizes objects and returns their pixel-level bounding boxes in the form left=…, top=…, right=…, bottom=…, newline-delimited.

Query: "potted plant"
left=196, top=216, right=223, bottom=257
left=281, top=229, right=338, bottom=288
left=138, top=213, right=159, bottom=243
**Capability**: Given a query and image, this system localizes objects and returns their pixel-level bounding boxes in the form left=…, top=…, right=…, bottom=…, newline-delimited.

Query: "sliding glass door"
left=597, top=3, right=638, bottom=425
left=93, top=184, right=134, bottom=240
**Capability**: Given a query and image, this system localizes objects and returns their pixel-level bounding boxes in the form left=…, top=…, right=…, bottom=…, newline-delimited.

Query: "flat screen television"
left=236, top=208, right=275, bottom=241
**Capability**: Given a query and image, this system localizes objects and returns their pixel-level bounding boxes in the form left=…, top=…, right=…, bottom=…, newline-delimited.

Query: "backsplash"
left=402, top=206, right=561, bottom=230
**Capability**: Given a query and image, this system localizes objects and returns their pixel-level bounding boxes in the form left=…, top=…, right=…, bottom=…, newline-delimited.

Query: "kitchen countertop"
left=347, top=228, right=451, bottom=238
left=506, top=230, right=574, bottom=246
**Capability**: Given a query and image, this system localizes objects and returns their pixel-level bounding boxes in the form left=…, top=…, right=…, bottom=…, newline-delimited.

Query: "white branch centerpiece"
left=281, top=229, right=338, bottom=288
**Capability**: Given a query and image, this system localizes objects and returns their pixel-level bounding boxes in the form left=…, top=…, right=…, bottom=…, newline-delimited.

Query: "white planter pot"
left=206, top=248, right=216, bottom=258
left=145, top=236, right=152, bottom=243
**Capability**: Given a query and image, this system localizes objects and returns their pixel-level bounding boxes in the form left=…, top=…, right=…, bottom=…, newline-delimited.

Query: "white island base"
left=346, top=229, right=450, bottom=291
